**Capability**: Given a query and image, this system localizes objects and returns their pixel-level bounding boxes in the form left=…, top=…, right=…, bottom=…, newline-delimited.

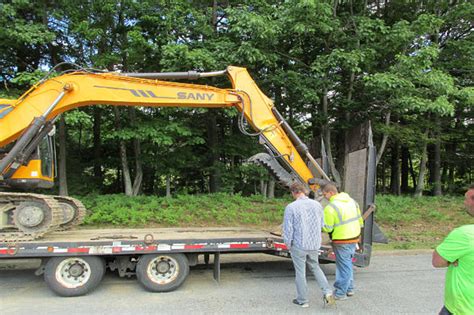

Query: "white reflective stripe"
left=332, top=214, right=362, bottom=227
left=328, top=203, right=343, bottom=223
left=328, top=202, right=361, bottom=227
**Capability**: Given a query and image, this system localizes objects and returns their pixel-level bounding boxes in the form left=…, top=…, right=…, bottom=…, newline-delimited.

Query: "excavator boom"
left=0, top=65, right=328, bottom=240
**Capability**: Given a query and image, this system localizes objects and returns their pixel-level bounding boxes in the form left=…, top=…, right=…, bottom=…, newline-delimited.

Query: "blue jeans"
left=290, top=247, right=332, bottom=303
left=333, top=243, right=356, bottom=297
left=439, top=306, right=452, bottom=315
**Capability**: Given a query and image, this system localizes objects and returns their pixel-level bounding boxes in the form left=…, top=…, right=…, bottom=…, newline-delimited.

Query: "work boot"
left=292, top=299, right=309, bottom=308
left=334, top=294, right=348, bottom=301
left=323, top=293, right=336, bottom=306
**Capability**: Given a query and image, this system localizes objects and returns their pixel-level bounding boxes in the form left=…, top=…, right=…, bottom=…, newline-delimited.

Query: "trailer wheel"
left=136, top=254, right=189, bottom=292
left=44, top=256, right=105, bottom=297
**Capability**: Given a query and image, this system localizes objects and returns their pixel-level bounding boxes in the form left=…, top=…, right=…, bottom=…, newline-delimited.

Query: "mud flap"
left=373, top=222, right=388, bottom=244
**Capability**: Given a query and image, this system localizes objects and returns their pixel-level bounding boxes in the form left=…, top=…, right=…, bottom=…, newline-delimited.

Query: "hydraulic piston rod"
left=0, top=88, right=68, bottom=177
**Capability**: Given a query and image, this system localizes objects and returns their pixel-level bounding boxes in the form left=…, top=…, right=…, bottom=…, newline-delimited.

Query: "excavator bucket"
left=248, top=152, right=298, bottom=188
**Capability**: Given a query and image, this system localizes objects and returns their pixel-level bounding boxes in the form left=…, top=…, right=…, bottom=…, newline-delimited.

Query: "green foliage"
left=78, top=193, right=473, bottom=251
left=0, top=1, right=56, bottom=79
left=375, top=194, right=473, bottom=249
left=377, top=194, right=451, bottom=224
left=64, top=110, right=93, bottom=127
left=81, top=193, right=289, bottom=227
left=10, top=70, right=46, bottom=86
left=0, top=0, right=471, bottom=196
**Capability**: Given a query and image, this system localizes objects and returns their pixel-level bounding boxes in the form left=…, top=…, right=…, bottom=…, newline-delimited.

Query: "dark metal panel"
left=213, top=253, right=221, bottom=282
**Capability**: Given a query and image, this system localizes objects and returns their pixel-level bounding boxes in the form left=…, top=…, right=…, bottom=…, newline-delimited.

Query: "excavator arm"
left=0, top=65, right=330, bottom=240
left=0, top=66, right=328, bottom=190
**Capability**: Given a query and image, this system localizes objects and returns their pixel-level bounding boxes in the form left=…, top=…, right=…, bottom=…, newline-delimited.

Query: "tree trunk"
left=444, top=141, right=456, bottom=192
left=376, top=111, right=391, bottom=166
left=448, top=166, right=455, bottom=192
left=380, top=159, right=386, bottom=193
left=207, top=110, right=220, bottom=193
left=342, top=69, right=356, bottom=186
left=390, top=142, right=400, bottom=195
left=401, top=145, right=409, bottom=193
left=433, top=139, right=442, bottom=196
left=427, top=144, right=435, bottom=185
left=93, top=107, right=103, bottom=185
left=131, top=137, right=143, bottom=196
left=58, top=116, right=68, bottom=196
left=129, top=109, right=143, bottom=196
left=260, top=179, right=267, bottom=198
left=113, top=107, right=132, bottom=196
left=166, top=174, right=171, bottom=198
left=267, top=178, right=275, bottom=199
left=321, top=85, right=341, bottom=186
left=414, top=140, right=428, bottom=197
left=408, top=151, right=417, bottom=188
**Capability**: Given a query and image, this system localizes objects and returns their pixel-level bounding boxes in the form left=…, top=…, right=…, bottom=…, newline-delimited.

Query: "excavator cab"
left=6, top=134, right=56, bottom=190
left=1, top=132, right=55, bottom=190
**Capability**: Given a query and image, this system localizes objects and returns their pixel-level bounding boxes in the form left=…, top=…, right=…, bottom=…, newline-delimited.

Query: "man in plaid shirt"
left=283, top=182, right=335, bottom=308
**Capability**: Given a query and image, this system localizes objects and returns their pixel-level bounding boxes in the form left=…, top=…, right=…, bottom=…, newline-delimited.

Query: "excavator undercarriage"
left=0, top=192, right=86, bottom=241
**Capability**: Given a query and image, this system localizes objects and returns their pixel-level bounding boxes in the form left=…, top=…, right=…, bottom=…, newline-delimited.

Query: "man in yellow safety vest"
left=322, top=183, right=363, bottom=300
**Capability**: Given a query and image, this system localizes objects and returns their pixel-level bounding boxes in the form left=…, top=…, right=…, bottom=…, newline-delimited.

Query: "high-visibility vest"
left=323, top=192, right=363, bottom=242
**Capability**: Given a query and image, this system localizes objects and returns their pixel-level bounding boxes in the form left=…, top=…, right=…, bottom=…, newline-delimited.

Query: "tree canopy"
left=1, top=0, right=472, bottom=197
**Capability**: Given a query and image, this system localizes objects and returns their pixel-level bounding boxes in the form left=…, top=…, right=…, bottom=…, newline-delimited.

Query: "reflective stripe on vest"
left=323, top=202, right=361, bottom=230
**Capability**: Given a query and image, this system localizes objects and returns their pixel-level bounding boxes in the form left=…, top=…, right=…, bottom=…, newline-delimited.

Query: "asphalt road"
left=0, top=252, right=445, bottom=315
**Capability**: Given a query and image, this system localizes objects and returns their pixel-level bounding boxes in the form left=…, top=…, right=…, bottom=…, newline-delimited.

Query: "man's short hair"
left=322, top=182, right=338, bottom=194
left=469, top=184, right=474, bottom=190
left=290, top=182, right=309, bottom=195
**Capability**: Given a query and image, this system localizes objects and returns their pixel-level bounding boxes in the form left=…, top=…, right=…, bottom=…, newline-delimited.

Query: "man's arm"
left=432, top=249, right=450, bottom=268
left=434, top=228, right=466, bottom=268
left=322, top=206, right=335, bottom=233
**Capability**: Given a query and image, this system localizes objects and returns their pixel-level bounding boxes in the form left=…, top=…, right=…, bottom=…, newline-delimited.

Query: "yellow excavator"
left=0, top=65, right=331, bottom=241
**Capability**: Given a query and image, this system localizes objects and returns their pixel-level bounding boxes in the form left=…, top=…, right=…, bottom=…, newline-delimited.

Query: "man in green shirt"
left=432, top=185, right=474, bottom=315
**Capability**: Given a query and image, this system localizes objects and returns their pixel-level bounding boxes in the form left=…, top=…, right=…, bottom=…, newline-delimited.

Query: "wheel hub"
left=147, top=256, right=179, bottom=284
left=68, top=263, right=85, bottom=277
left=156, top=261, right=171, bottom=274
left=56, top=258, right=91, bottom=288
left=16, top=204, right=45, bottom=227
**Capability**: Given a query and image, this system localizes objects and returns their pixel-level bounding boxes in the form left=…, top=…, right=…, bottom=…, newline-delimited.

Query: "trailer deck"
left=0, top=227, right=294, bottom=258
left=0, top=227, right=368, bottom=296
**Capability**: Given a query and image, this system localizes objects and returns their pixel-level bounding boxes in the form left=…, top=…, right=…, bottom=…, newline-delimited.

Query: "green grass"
left=80, top=193, right=289, bottom=228
left=77, top=193, right=473, bottom=250
left=375, top=194, right=473, bottom=249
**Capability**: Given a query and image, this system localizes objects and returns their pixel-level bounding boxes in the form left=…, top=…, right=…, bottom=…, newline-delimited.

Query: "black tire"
left=44, top=256, right=105, bottom=297
left=136, top=253, right=189, bottom=292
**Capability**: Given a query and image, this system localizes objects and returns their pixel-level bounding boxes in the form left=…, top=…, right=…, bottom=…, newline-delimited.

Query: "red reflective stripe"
left=0, top=249, right=14, bottom=255
left=230, top=244, right=249, bottom=249
left=112, top=247, right=122, bottom=253
left=184, top=245, right=204, bottom=249
left=274, top=243, right=288, bottom=250
left=67, top=248, right=89, bottom=253
left=135, top=246, right=157, bottom=251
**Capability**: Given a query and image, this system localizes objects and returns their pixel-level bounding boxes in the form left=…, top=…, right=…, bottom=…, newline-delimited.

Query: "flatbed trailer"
left=0, top=122, right=382, bottom=297
left=0, top=226, right=375, bottom=297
